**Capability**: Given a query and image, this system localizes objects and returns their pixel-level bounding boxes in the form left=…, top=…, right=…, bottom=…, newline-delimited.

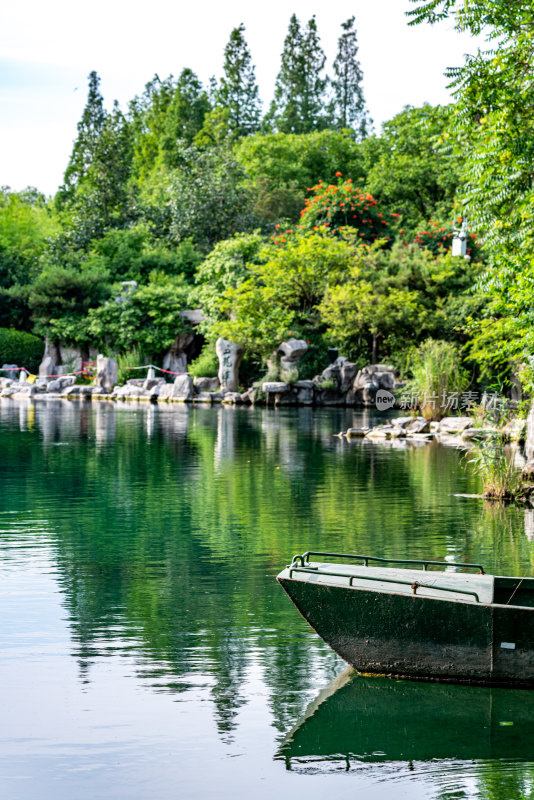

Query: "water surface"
left=1, top=399, right=533, bottom=800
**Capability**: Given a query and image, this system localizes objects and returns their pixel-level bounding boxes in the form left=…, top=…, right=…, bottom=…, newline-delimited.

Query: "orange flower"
left=335, top=171, right=342, bottom=177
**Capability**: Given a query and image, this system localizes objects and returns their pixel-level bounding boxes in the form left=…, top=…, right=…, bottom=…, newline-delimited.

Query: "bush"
left=407, top=339, right=469, bottom=421
left=0, top=328, right=44, bottom=374
left=117, top=348, right=145, bottom=385
left=188, top=346, right=219, bottom=378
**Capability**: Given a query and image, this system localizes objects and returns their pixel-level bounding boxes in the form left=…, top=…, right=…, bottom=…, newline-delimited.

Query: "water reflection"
left=1, top=399, right=534, bottom=800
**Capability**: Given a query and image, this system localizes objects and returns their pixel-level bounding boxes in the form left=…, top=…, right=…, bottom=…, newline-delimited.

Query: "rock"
left=158, top=374, right=194, bottom=401
left=339, top=361, right=359, bottom=393
left=351, top=364, right=397, bottom=406
left=294, top=380, right=314, bottom=405
left=526, top=399, right=534, bottom=460
left=393, top=416, right=414, bottom=429
left=47, top=376, right=76, bottom=393
left=0, top=378, right=13, bottom=389
left=38, top=357, right=56, bottom=380
left=194, top=376, right=220, bottom=392
left=390, top=427, right=407, bottom=438
left=143, top=377, right=165, bottom=391
left=96, top=355, right=118, bottom=393
left=366, top=426, right=392, bottom=439
left=346, top=427, right=369, bottom=438
left=62, top=385, right=93, bottom=398
left=216, top=338, right=244, bottom=392
left=461, top=428, right=495, bottom=441
left=263, top=381, right=288, bottom=394
left=193, top=392, right=214, bottom=404
left=523, top=460, right=534, bottom=482
left=210, top=392, right=224, bottom=403
left=278, top=337, right=308, bottom=379
left=2, top=364, right=20, bottom=381
left=406, top=418, right=430, bottom=434
left=439, top=416, right=473, bottom=434
left=180, top=308, right=205, bottom=326
left=163, top=332, right=196, bottom=375
left=221, top=392, right=242, bottom=404
left=240, top=390, right=252, bottom=405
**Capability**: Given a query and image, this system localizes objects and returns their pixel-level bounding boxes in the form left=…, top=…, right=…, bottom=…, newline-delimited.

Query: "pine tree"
left=162, top=69, right=211, bottom=161
left=269, top=14, right=327, bottom=134
left=218, top=24, right=261, bottom=138
left=62, top=71, right=106, bottom=196
left=331, top=17, right=369, bottom=136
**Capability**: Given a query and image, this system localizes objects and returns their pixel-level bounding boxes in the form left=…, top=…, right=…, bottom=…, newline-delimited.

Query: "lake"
left=1, top=399, right=534, bottom=800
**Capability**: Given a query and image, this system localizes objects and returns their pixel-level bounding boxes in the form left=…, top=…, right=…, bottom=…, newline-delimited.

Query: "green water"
left=1, top=399, right=534, bottom=800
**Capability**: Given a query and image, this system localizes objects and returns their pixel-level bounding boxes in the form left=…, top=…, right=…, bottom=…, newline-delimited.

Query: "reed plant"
left=117, top=348, right=145, bottom=385
left=466, top=431, right=522, bottom=500
left=408, top=339, right=469, bottom=421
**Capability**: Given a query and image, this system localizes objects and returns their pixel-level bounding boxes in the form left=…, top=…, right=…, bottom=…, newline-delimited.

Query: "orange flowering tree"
left=411, top=218, right=482, bottom=261
left=299, top=174, right=400, bottom=243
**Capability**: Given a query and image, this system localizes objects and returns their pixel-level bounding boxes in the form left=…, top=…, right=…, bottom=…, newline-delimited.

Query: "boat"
left=276, top=666, right=534, bottom=772
left=277, top=552, right=534, bottom=688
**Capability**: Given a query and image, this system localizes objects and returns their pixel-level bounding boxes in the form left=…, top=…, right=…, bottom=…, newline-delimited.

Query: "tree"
left=60, top=71, right=106, bottom=200
left=362, top=105, right=459, bottom=234
left=218, top=24, right=261, bottom=138
left=161, top=69, right=210, bottom=161
left=269, top=15, right=327, bottom=134
left=169, top=145, right=255, bottom=251
left=330, top=17, right=369, bottom=136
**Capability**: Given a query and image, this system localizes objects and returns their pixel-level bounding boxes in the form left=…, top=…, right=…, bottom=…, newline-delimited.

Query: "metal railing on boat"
left=289, top=552, right=485, bottom=574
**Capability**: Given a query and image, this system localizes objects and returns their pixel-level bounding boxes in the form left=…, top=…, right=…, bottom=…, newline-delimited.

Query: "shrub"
left=467, top=433, right=522, bottom=501
left=407, top=339, right=469, bottom=421
left=117, top=348, right=145, bottom=386
left=0, top=328, right=44, bottom=374
left=188, top=346, right=219, bottom=378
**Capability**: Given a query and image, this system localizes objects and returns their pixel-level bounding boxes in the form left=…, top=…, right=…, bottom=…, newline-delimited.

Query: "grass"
left=408, top=339, right=469, bottom=421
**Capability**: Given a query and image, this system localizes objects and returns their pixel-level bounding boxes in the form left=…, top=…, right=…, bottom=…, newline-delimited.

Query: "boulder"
left=47, top=376, right=76, bottom=393
left=193, top=392, right=214, bottom=404
left=526, top=399, right=534, bottom=461
left=262, top=382, right=288, bottom=393
left=194, top=376, right=220, bottom=392
left=221, top=392, right=242, bottom=404
left=216, top=338, right=244, bottom=392
left=163, top=332, right=195, bottom=375
left=393, top=416, right=414, bottom=429
left=523, top=460, right=534, bottom=482
left=2, top=364, right=20, bottom=381
left=294, top=380, right=314, bottom=405
left=158, top=374, right=194, bottom=401
left=143, top=377, right=165, bottom=391
left=346, top=427, right=369, bottom=438
left=406, top=418, right=430, bottom=434
left=38, top=357, right=56, bottom=380
left=96, top=355, right=118, bottom=393
left=439, top=416, right=473, bottom=434
left=278, top=338, right=308, bottom=379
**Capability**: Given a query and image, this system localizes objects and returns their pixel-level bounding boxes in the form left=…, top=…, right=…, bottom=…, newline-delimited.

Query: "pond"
left=1, top=399, right=533, bottom=800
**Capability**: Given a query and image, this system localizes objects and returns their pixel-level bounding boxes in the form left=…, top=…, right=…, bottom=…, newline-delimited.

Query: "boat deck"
left=280, top=562, right=495, bottom=604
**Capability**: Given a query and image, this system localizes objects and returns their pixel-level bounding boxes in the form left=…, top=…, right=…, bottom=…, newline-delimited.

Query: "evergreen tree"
left=60, top=71, right=106, bottom=199
left=269, top=14, right=327, bottom=134
left=218, top=24, right=261, bottom=138
left=331, top=17, right=369, bottom=136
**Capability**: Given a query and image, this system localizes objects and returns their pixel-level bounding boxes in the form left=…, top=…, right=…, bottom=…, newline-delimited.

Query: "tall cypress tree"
left=218, top=23, right=261, bottom=138
left=269, top=14, right=327, bottom=134
left=331, top=17, right=369, bottom=136
left=62, top=71, right=106, bottom=196
left=162, top=68, right=211, bottom=161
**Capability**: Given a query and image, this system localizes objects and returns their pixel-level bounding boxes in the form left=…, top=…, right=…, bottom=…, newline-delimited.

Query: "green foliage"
left=169, top=145, right=255, bottom=251
left=194, top=231, right=265, bottom=334
left=330, top=17, right=369, bottom=136
left=187, top=346, right=219, bottom=378
left=0, top=328, right=44, bottom=373
left=87, top=274, right=190, bottom=357
left=268, top=14, right=327, bottom=134
left=236, top=129, right=364, bottom=225
left=362, top=105, right=459, bottom=234
left=161, top=69, right=211, bottom=161
left=217, top=24, right=261, bottom=138
left=213, top=229, right=354, bottom=359
left=28, top=262, right=111, bottom=345
left=85, top=226, right=202, bottom=283
left=116, top=348, right=145, bottom=385
left=407, top=339, right=469, bottom=420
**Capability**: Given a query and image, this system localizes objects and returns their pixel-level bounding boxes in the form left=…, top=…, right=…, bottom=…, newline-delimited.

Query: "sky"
left=0, top=0, right=481, bottom=197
